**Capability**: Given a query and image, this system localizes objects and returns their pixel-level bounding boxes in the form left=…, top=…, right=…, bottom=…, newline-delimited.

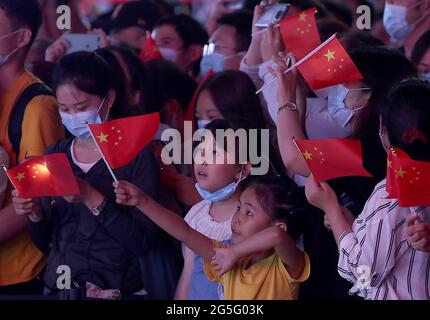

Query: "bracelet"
left=277, top=102, right=298, bottom=115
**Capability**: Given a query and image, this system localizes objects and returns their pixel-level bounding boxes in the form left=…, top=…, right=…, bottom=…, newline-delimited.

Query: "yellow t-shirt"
left=0, top=71, right=64, bottom=286
left=204, top=240, right=311, bottom=300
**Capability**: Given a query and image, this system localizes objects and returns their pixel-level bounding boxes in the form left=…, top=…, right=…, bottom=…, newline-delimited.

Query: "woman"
left=12, top=52, right=177, bottom=299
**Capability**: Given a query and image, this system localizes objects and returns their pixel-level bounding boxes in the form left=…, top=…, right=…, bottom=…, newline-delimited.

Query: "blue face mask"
left=195, top=166, right=245, bottom=202
left=327, top=85, right=368, bottom=127
left=60, top=97, right=107, bottom=139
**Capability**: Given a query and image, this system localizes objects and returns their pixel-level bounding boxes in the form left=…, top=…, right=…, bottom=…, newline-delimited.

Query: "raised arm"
left=213, top=225, right=305, bottom=279
left=114, top=180, right=214, bottom=261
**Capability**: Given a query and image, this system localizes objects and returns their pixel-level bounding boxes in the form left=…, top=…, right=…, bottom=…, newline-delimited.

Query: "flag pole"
left=0, top=163, right=19, bottom=192
left=86, top=124, right=119, bottom=183
left=255, top=33, right=337, bottom=95
left=290, top=136, right=303, bottom=154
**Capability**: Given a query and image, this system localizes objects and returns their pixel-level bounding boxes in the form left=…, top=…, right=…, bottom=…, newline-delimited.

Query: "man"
left=200, top=11, right=253, bottom=76
left=152, top=14, right=208, bottom=79
left=0, top=0, right=64, bottom=294
left=107, top=0, right=163, bottom=51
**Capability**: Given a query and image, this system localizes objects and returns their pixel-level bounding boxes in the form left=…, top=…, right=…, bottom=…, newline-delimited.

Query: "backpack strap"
left=8, top=83, right=54, bottom=157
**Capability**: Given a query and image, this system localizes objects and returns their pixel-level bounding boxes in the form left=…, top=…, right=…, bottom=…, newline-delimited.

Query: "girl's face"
left=193, top=137, right=241, bottom=192
left=56, top=84, right=111, bottom=119
left=231, top=187, right=274, bottom=243
left=195, top=89, right=223, bottom=121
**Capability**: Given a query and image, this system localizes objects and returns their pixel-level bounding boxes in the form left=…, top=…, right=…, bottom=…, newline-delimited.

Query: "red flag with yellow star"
left=5, top=153, right=79, bottom=198
left=295, top=138, right=372, bottom=182
left=88, top=113, right=160, bottom=169
left=280, top=8, right=321, bottom=60
left=296, top=36, right=362, bottom=91
left=139, top=36, right=162, bottom=63
left=386, top=148, right=430, bottom=207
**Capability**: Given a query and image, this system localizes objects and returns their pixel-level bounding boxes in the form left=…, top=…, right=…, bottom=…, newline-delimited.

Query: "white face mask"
left=327, top=85, right=368, bottom=127
left=159, top=47, right=179, bottom=62
left=197, top=119, right=211, bottom=129
left=59, top=97, right=108, bottom=139
left=383, top=1, right=423, bottom=43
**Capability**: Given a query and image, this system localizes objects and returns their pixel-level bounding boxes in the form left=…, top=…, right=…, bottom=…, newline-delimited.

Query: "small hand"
left=113, top=180, right=147, bottom=207
left=406, top=213, right=430, bottom=253
left=211, top=247, right=238, bottom=277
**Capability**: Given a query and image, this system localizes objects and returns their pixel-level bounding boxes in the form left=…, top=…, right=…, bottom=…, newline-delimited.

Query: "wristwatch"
left=90, top=198, right=107, bottom=216
left=277, top=102, right=298, bottom=115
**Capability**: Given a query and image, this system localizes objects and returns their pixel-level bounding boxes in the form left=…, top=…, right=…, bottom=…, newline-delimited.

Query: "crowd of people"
left=0, top=0, right=429, bottom=300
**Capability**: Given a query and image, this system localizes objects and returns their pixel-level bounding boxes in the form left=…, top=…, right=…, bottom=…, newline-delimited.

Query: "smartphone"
left=226, top=0, right=245, bottom=10
left=64, top=34, right=101, bottom=55
left=255, top=4, right=289, bottom=28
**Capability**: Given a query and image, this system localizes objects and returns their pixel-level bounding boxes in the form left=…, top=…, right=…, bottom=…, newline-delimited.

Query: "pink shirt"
left=338, top=179, right=430, bottom=300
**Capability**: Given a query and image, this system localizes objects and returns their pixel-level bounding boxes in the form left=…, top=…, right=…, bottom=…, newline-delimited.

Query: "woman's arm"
left=274, top=56, right=310, bottom=177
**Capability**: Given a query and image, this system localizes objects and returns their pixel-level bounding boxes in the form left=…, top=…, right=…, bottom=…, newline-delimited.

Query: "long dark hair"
left=200, top=70, right=267, bottom=130
left=52, top=51, right=130, bottom=120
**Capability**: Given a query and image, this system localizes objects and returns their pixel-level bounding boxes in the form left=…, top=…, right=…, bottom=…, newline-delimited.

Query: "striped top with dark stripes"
left=337, top=179, right=430, bottom=300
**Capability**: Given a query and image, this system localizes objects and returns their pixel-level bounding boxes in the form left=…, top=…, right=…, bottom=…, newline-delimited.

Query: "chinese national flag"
left=280, top=8, right=321, bottom=60
left=139, top=36, right=162, bottom=63
left=6, top=153, right=79, bottom=198
left=184, top=69, right=214, bottom=122
left=88, top=113, right=160, bottom=169
left=296, top=36, right=363, bottom=91
left=386, top=148, right=430, bottom=207
left=295, top=138, right=372, bottom=182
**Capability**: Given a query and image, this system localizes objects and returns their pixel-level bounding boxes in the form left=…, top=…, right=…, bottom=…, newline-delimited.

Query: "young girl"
left=305, top=79, right=430, bottom=300
left=170, top=120, right=250, bottom=300
left=114, top=156, right=310, bottom=299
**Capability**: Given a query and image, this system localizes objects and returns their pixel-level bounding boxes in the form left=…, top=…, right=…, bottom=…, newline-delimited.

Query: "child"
left=172, top=120, right=250, bottom=299
left=114, top=173, right=310, bottom=299
left=305, top=79, right=430, bottom=300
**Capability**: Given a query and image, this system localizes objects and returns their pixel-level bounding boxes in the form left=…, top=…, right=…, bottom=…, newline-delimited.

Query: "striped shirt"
left=338, top=179, right=430, bottom=300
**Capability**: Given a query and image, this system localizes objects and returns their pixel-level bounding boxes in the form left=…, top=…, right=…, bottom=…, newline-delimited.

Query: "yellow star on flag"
left=15, top=172, right=25, bottom=181
left=302, top=150, right=313, bottom=160
left=299, top=12, right=307, bottom=22
left=97, top=132, right=109, bottom=143
left=387, top=159, right=392, bottom=168
left=395, top=167, right=406, bottom=178
left=324, top=49, right=335, bottom=62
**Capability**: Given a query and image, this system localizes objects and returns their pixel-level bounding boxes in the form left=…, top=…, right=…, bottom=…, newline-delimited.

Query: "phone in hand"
left=255, top=4, right=289, bottom=28
left=64, top=33, right=101, bottom=55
